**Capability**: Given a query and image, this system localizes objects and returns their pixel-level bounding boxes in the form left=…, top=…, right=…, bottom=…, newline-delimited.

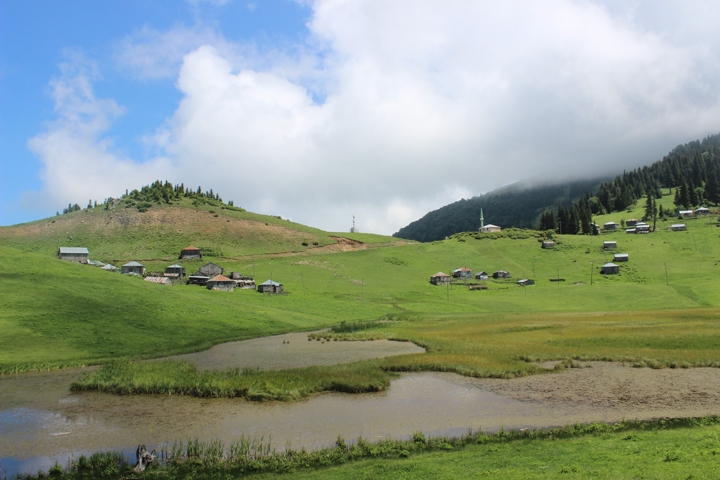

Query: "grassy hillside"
left=0, top=197, right=398, bottom=261
left=2, top=199, right=718, bottom=375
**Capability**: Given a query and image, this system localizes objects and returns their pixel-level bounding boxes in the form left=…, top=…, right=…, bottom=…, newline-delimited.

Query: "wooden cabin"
left=678, top=210, right=694, bottom=218
left=475, top=271, right=489, bottom=280
left=695, top=207, right=710, bottom=215
left=179, top=245, right=202, bottom=260
left=542, top=240, right=555, bottom=249
left=493, top=270, right=511, bottom=279
left=164, top=264, right=186, bottom=278
left=452, top=267, right=473, bottom=279
left=670, top=224, right=687, bottom=231
left=625, top=228, right=636, bottom=234
left=613, top=253, right=629, bottom=262
left=600, top=262, right=620, bottom=274
left=603, top=222, right=619, bottom=231
left=635, top=223, right=650, bottom=234
left=207, top=274, right=235, bottom=291
left=258, top=279, right=283, bottom=293
left=430, top=272, right=451, bottom=285
left=102, top=264, right=118, bottom=272
left=517, top=279, right=535, bottom=286
left=121, top=261, right=145, bottom=275
left=625, top=219, right=639, bottom=227
left=188, top=273, right=210, bottom=285
left=603, top=241, right=617, bottom=249
left=199, top=262, right=223, bottom=277
left=57, top=247, right=89, bottom=264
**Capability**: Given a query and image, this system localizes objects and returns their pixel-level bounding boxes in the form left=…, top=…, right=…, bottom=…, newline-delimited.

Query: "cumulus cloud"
left=28, top=53, right=172, bottom=208
left=29, top=1, right=720, bottom=233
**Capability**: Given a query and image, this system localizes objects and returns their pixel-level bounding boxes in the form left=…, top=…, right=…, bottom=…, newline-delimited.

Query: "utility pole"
left=590, top=262, right=593, bottom=286
left=664, top=263, right=669, bottom=285
left=692, top=234, right=697, bottom=251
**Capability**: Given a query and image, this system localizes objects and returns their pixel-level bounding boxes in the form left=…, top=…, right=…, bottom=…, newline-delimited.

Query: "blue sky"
left=2, top=1, right=720, bottom=233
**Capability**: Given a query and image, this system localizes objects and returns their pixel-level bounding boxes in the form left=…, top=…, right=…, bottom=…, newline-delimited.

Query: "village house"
left=678, top=210, right=694, bottom=218
left=695, top=207, right=710, bottom=215
left=258, top=279, right=283, bottom=293
left=207, top=274, right=235, bottom=291
left=625, top=228, right=636, bottom=234
left=179, top=245, right=202, bottom=260
left=452, top=267, right=473, bottom=279
left=635, top=223, right=650, bottom=234
left=430, top=272, right=451, bottom=285
left=670, top=224, right=687, bottom=231
left=199, top=262, right=223, bottom=277
left=493, top=270, right=511, bottom=279
left=603, top=241, right=617, bottom=249
left=603, top=222, right=620, bottom=231
left=517, top=279, right=535, bottom=286
left=613, top=253, right=629, bottom=262
left=164, top=264, right=186, bottom=278
left=625, top=219, right=639, bottom=227
left=475, top=271, right=489, bottom=280
left=144, top=276, right=171, bottom=285
left=188, top=273, right=210, bottom=285
left=600, top=262, right=620, bottom=274
left=101, top=264, right=119, bottom=272
left=57, top=247, right=89, bottom=264
left=228, top=272, right=256, bottom=289
left=121, top=261, right=145, bottom=275
left=542, top=240, right=555, bottom=249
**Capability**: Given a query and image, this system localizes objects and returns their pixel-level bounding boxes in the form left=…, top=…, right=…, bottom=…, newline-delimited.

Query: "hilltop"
left=0, top=181, right=400, bottom=262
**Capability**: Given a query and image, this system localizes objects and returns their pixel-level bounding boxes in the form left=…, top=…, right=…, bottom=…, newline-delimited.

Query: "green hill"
left=393, top=177, right=608, bottom=242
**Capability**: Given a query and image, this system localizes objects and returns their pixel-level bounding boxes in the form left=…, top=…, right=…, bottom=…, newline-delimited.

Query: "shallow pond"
left=3, top=334, right=720, bottom=477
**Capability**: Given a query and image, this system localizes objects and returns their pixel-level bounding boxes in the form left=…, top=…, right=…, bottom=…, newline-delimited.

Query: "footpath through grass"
left=20, top=417, right=720, bottom=479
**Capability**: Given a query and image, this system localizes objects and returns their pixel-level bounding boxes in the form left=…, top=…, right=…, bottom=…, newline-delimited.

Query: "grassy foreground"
left=20, top=417, right=720, bottom=479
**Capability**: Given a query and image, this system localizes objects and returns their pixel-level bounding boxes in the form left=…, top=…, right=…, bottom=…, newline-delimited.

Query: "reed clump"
left=70, top=360, right=395, bottom=401
left=18, top=416, right=720, bottom=479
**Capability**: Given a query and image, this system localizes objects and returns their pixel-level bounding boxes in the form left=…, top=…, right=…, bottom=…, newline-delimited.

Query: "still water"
left=0, top=332, right=654, bottom=477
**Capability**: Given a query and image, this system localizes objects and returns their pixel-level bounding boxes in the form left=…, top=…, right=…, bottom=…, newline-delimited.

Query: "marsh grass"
left=17, top=417, right=720, bottom=479
left=71, top=360, right=395, bottom=401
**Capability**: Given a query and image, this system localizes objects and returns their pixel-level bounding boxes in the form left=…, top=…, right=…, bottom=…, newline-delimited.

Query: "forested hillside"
left=393, top=178, right=607, bottom=242
left=394, top=133, right=720, bottom=242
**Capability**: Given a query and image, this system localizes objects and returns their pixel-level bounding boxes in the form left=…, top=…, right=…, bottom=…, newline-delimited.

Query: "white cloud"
left=28, top=53, right=173, bottom=208
left=28, top=1, right=720, bottom=234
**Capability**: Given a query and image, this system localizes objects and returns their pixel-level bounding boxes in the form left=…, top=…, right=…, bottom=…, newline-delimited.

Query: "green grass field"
left=1, top=202, right=719, bottom=374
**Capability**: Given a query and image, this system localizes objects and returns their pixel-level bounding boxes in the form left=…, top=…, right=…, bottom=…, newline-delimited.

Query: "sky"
left=1, top=1, right=719, bottom=234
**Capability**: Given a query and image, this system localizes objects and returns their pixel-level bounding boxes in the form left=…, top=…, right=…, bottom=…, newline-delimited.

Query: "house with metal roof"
left=452, top=267, right=473, bottom=279
left=542, top=240, right=555, bottom=249
left=475, top=271, right=489, bottom=280
left=164, top=264, right=186, bottom=278
left=57, top=247, right=89, bottom=264
left=493, top=270, right=511, bottom=279
left=695, top=207, right=710, bottom=214
left=603, top=241, right=617, bottom=249
left=479, top=224, right=502, bottom=233
left=613, top=253, right=629, bottom=262
left=670, top=224, right=687, bottom=231
left=517, top=279, right=535, bottom=286
left=430, top=272, right=451, bottom=285
left=207, top=274, right=235, bottom=291
left=603, top=222, right=620, bottom=231
left=258, top=279, right=284, bottom=293
left=121, top=261, right=145, bottom=275
left=600, top=262, right=620, bottom=274
left=199, top=262, right=223, bottom=277
left=179, top=245, right=202, bottom=259
left=102, top=264, right=119, bottom=272
left=145, top=276, right=171, bottom=285
left=678, top=210, right=694, bottom=218
left=188, top=273, right=210, bottom=285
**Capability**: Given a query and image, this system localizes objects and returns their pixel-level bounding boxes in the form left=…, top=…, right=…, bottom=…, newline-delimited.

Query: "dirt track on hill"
left=470, top=361, right=720, bottom=419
